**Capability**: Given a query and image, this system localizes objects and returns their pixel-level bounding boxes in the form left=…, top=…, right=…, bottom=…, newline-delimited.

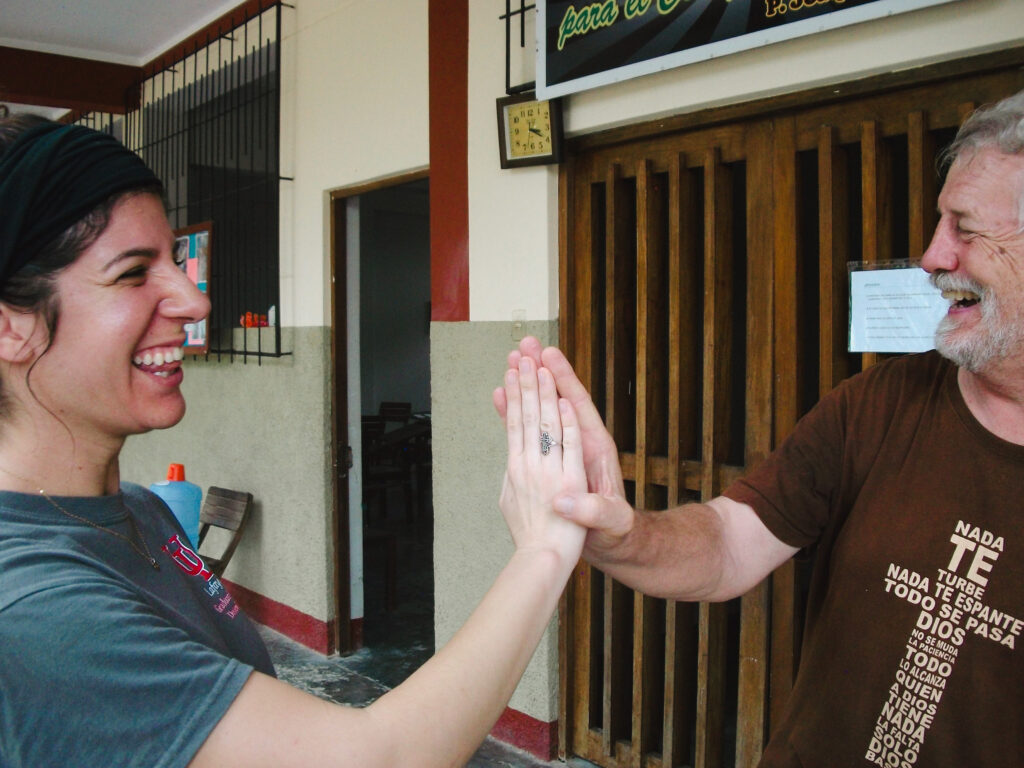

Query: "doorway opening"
left=331, top=173, right=433, bottom=688
left=357, top=178, right=433, bottom=686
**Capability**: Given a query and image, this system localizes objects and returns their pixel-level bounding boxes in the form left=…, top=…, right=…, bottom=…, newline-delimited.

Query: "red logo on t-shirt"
left=162, top=533, right=213, bottom=581
left=161, top=534, right=240, bottom=618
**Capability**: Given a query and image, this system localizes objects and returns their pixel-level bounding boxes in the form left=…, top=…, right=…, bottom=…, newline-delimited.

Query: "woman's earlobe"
left=0, top=303, right=45, bottom=364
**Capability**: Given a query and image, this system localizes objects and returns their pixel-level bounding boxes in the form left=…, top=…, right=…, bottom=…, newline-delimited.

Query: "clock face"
left=496, top=94, right=563, bottom=169
left=506, top=100, right=552, bottom=159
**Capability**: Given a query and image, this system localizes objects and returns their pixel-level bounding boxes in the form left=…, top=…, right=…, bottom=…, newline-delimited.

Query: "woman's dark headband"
left=0, top=122, right=161, bottom=286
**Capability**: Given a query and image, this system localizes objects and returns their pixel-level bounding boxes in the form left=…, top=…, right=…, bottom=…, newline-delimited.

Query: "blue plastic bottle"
left=150, top=463, right=202, bottom=547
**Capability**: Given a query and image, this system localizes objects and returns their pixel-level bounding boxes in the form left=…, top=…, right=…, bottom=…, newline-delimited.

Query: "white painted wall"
left=469, top=2, right=561, bottom=323
left=469, top=0, right=1024, bottom=322
left=284, top=0, right=430, bottom=329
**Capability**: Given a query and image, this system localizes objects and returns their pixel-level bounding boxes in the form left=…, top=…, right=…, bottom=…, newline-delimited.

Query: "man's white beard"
left=931, top=271, right=1024, bottom=372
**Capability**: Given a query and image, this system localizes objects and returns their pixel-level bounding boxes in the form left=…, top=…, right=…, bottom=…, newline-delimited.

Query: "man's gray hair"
left=941, top=89, right=1024, bottom=230
left=942, top=89, right=1024, bottom=166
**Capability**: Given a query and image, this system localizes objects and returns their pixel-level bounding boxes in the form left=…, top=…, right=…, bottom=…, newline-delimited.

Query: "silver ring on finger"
left=540, top=431, right=560, bottom=456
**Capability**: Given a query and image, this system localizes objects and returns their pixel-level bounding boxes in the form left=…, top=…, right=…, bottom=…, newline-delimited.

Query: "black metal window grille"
left=76, top=3, right=287, bottom=363
left=500, top=0, right=537, bottom=95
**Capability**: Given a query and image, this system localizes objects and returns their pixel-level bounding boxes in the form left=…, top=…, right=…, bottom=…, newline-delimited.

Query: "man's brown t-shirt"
left=726, top=351, right=1023, bottom=767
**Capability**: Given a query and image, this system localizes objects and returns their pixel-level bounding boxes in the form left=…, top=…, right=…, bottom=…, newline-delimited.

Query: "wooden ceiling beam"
left=0, top=46, right=141, bottom=114
left=0, top=1, right=282, bottom=115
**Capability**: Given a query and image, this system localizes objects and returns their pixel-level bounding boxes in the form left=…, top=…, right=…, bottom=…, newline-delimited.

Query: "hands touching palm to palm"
left=498, top=354, right=587, bottom=564
left=496, top=337, right=637, bottom=566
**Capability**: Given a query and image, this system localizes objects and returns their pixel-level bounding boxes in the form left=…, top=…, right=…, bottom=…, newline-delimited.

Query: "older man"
left=502, top=89, right=1024, bottom=766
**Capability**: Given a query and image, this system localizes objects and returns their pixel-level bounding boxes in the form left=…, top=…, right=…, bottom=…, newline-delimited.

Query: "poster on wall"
left=848, top=261, right=947, bottom=353
left=537, top=0, right=962, bottom=99
left=173, top=222, right=211, bottom=355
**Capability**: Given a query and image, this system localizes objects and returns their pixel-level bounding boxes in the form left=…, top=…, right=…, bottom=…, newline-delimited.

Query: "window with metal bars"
left=76, top=3, right=285, bottom=363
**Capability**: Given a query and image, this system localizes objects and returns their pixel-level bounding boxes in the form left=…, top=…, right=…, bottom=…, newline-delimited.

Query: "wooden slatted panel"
left=560, top=56, right=1024, bottom=768
left=567, top=151, right=600, bottom=394
left=632, top=159, right=654, bottom=768
left=662, top=150, right=700, bottom=768
left=605, top=577, right=632, bottom=759
left=735, top=121, right=775, bottom=767
left=565, top=161, right=604, bottom=763
left=772, top=115, right=800, bottom=444
left=859, top=120, right=891, bottom=370
left=642, top=159, right=676, bottom=767
left=666, top=155, right=684, bottom=511
left=818, top=125, right=852, bottom=397
left=696, top=601, right=726, bottom=768
left=663, top=600, right=697, bottom=768
left=675, top=153, right=703, bottom=492
left=630, top=593, right=659, bottom=767
left=695, top=147, right=731, bottom=768
left=563, top=561, right=589, bottom=758
left=606, top=163, right=627, bottom=449
left=603, top=571, right=614, bottom=760
left=760, top=115, right=802, bottom=743
left=700, top=148, right=731, bottom=502
left=604, top=161, right=632, bottom=762
left=636, top=159, right=655, bottom=513
left=907, top=111, right=938, bottom=260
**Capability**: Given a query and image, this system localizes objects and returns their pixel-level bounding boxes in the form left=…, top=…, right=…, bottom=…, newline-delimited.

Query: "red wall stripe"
left=223, top=577, right=334, bottom=654
left=492, top=707, right=559, bottom=761
left=428, top=0, right=470, bottom=321
left=227, top=576, right=559, bottom=757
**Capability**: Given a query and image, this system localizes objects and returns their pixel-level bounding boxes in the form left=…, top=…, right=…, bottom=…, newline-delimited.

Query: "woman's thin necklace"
left=39, top=490, right=160, bottom=570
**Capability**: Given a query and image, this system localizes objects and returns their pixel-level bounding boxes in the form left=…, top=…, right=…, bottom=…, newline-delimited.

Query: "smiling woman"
left=0, top=115, right=589, bottom=768
left=0, top=118, right=209, bottom=474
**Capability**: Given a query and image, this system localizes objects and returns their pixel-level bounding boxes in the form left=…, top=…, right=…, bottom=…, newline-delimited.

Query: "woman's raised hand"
left=493, top=339, right=636, bottom=555
left=499, top=355, right=586, bottom=564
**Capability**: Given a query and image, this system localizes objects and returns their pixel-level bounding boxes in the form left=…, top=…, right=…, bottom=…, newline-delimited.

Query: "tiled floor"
left=258, top=488, right=595, bottom=768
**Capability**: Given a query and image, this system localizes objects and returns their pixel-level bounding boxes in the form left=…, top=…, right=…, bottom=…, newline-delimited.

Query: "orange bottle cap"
left=167, top=463, right=186, bottom=481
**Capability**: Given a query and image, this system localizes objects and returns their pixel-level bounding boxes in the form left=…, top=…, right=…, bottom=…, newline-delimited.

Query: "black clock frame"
left=496, top=93, right=565, bottom=169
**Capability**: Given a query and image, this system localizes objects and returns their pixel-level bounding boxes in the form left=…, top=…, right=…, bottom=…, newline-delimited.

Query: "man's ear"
left=0, top=302, right=46, bottom=364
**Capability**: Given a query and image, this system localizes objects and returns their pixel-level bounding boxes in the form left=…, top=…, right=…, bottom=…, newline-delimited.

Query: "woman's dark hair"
left=0, top=115, right=162, bottom=334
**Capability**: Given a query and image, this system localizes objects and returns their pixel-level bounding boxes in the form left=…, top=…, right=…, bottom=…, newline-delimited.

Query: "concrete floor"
left=257, top=484, right=593, bottom=768
left=259, top=622, right=568, bottom=767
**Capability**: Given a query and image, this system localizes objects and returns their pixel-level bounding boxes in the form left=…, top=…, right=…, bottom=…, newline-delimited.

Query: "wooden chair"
left=197, top=486, right=253, bottom=577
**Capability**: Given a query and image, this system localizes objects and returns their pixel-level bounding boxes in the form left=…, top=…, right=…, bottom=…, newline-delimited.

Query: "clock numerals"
left=497, top=94, right=562, bottom=168
left=507, top=102, right=552, bottom=158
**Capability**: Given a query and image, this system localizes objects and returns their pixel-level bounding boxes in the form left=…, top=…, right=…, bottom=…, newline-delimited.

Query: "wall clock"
left=496, top=93, right=564, bottom=169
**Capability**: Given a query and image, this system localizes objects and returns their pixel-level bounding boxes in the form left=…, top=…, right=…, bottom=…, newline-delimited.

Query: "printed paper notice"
left=849, top=267, right=947, bottom=353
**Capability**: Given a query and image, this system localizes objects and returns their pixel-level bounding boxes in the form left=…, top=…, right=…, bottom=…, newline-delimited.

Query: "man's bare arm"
left=497, top=338, right=797, bottom=602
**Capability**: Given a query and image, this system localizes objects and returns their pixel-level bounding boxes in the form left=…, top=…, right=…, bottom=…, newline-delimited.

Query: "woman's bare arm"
left=192, top=356, right=586, bottom=768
